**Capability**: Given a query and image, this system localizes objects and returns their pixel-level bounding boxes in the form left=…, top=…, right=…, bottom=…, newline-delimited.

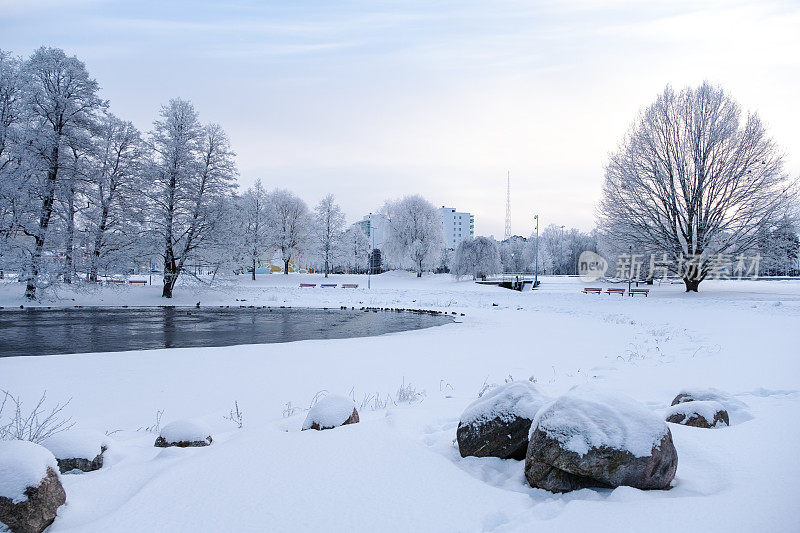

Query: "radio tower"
left=504, top=171, right=512, bottom=240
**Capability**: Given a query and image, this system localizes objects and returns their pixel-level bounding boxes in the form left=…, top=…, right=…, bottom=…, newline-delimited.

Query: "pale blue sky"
left=3, top=0, right=799, bottom=236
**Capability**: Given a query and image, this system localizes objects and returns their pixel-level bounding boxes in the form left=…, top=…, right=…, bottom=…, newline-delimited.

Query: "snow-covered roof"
left=0, top=440, right=59, bottom=504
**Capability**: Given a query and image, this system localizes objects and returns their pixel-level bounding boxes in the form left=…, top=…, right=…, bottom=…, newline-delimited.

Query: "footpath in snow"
left=1, top=272, right=799, bottom=532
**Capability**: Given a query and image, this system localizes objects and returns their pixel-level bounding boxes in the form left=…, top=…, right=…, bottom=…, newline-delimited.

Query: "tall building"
left=439, top=206, right=474, bottom=249
left=355, top=213, right=389, bottom=250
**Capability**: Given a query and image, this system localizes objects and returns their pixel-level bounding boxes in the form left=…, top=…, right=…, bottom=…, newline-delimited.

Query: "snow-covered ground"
left=1, top=273, right=799, bottom=532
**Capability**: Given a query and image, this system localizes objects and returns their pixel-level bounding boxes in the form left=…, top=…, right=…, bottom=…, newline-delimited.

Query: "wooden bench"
left=629, top=288, right=650, bottom=297
left=320, top=284, right=337, bottom=288
left=299, top=283, right=316, bottom=288
left=129, top=280, right=147, bottom=285
left=606, top=288, right=625, bottom=296
left=107, top=279, right=125, bottom=284
left=342, top=284, right=359, bottom=288
left=582, top=287, right=602, bottom=294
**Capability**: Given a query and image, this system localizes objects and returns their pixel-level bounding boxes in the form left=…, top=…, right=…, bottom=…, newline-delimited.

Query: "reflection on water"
left=0, top=307, right=453, bottom=357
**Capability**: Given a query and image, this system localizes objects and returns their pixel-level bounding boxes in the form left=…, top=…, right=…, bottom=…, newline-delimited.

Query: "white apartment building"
left=439, top=206, right=474, bottom=249
left=355, top=213, right=389, bottom=250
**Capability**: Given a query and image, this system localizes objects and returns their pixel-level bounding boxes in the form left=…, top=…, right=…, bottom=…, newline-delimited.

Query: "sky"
left=2, top=0, right=799, bottom=237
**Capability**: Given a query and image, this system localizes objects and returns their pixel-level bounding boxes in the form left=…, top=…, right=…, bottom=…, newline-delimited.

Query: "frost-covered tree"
left=452, top=236, right=501, bottom=279
left=84, top=114, right=145, bottom=281
left=0, top=50, right=22, bottom=255
left=598, top=82, right=794, bottom=292
left=313, top=194, right=345, bottom=277
left=383, top=195, right=443, bottom=277
left=268, top=189, right=310, bottom=274
left=758, top=215, right=799, bottom=275
left=148, top=99, right=237, bottom=297
left=499, top=235, right=529, bottom=273
left=338, top=225, right=369, bottom=273
left=241, top=179, right=270, bottom=280
left=17, top=47, right=106, bottom=299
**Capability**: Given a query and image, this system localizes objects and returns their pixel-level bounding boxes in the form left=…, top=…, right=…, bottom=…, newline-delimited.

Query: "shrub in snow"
left=670, top=388, right=748, bottom=424
left=665, top=400, right=729, bottom=429
left=0, top=440, right=66, bottom=533
left=525, top=387, right=678, bottom=493
left=301, top=395, right=359, bottom=431
left=41, top=430, right=110, bottom=473
left=457, top=381, right=550, bottom=459
left=154, top=420, right=213, bottom=448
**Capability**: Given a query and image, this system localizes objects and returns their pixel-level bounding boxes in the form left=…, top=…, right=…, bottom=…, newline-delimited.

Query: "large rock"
left=457, top=381, right=550, bottom=459
left=0, top=440, right=67, bottom=533
left=154, top=420, right=213, bottom=448
left=665, top=400, right=729, bottom=428
left=302, top=395, right=359, bottom=431
left=42, top=430, right=109, bottom=473
left=525, top=387, right=678, bottom=493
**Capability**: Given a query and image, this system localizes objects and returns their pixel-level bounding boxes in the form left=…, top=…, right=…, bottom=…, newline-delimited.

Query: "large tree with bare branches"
left=598, top=82, right=794, bottom=292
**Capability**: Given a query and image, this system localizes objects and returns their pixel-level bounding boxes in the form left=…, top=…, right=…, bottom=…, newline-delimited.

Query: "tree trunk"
left=25, top=144, right=60, bottom=300
left=251, top=258, right=256, bottom=281
left=284, top=259, right=290, bottom=274
left=683, top=277, right=701, bottom=292
left=324, top=258, right=329, bottom=278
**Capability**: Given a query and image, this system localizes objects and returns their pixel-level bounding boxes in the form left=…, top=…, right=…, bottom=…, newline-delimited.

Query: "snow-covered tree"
left=313, top=194, right=345, bottom=277
left=759, top=216, right=799, bottom=275
left=451, top=236, right=501, bottom=279
left=338, top=225, right=369, bottom=273
left=241, top=179, right=271, bottom=280
left=17, top=47, right=106, bottom=299
left=147, top=99, right=237, bottom=297
left=383, top=195, right=443, bottom=277
left=499, top=235, right=529, bottom=273
left=267, top=189, right=310, bottom=274
left=598, top=82, right=794, bottom=292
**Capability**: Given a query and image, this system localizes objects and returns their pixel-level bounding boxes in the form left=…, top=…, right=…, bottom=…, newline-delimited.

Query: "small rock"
left=302, top=395, right=359, bottom=431
left=665, top=400, right=729, bottom=428
left=155, top=420, right=213, bottom=447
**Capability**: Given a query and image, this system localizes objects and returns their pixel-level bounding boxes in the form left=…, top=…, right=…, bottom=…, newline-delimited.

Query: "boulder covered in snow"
left=154, top=420, right=213, bottom=448
left=42, top=430, right=109, bottom=473
left=525, top=387, right=678, bottom=493
left=457, top=381, right=550, bottom=459
left=670, top=388, right=748, bottom=423
left=665, top=400, right=729, bottom=428
left=302, top=395, right=359, bottom=431
left=0, top=440, right=66, bottom=533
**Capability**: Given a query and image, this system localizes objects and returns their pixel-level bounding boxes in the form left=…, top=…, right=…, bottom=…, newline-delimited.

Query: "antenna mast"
left=504, top=171, right=512, bottom=239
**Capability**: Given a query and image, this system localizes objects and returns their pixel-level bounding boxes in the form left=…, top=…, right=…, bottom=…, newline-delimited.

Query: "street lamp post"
left=534, top=214, right=539, bottom=289
left=628, top=244, right=633, bottom=294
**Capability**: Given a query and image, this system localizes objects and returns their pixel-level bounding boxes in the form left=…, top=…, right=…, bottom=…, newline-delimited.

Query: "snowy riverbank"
left=1, top=273, right=799, bottom=532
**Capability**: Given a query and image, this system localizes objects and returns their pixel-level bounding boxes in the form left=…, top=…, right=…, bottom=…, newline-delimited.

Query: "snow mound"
left=673, top=388, right=750, bottom=422
left=42, top=430, right=109, bottom=460
left=533, top=386, right=669, bottom=458
left=665, top=400, right=727, bottom=427
left=0, top=440, right=59, bottom=504
left=460, top=381, right=549, bottom=426
left=302, top=395, right=357, bottom=430
left=159, top=420, right=212, bottom=444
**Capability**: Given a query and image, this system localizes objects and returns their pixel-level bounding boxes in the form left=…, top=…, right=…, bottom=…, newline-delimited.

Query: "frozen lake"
left=0, top=307, right=453, bottom=357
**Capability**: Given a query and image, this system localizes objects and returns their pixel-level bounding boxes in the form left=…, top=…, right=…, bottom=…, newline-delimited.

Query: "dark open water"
left=0, top=307, right=453, bottom=357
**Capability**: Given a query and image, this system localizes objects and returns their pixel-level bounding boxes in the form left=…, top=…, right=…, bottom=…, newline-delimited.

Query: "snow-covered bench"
left=299, top=283, right=316, bottom=288
left=342, top=284, right=359, bottom=288
left=629, top=288, right=649, bottom=297
left=321, top=284, right=337, bottom=288
left=582, top=287, right=602, bottom=294
left=606, top=288, right=625, bottom=296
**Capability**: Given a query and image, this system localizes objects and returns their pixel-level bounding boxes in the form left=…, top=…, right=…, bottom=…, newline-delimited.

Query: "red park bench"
left=321, top=284, right=337, bottom=288
left=582, top=287, right=602, bottom=294
left=629, top=288, right=650, bottom=297
left=299, top=283, right=316, bottom=288
left=606, top=288, right=625, bottom=296
left=341, top=284, right=359, bottom=288
left=129, top=280, right=147, bottom=285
